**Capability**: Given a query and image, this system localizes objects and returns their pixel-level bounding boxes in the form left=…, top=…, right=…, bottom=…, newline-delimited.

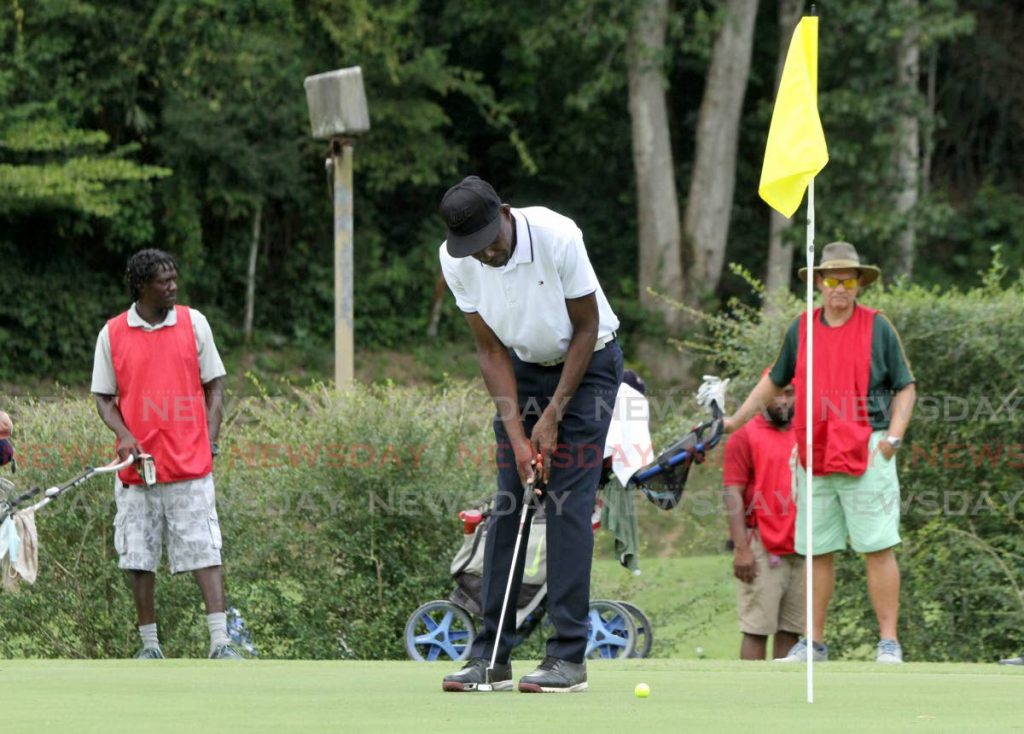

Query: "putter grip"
left=12, top=487, right=41, bottom=505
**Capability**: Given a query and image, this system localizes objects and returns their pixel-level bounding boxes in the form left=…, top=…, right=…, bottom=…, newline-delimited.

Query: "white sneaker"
left=876, top=638, right=903, bottom=664
left=774, top=638, right=828, bottom=663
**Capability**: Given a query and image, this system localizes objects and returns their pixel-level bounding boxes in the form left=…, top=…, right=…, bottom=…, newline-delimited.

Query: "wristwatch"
left=211, top=441, right=220, bottom=457
left=884, top=436, right=902, bottom=450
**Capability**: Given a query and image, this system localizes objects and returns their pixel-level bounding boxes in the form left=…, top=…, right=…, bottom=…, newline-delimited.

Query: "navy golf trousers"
left=470, top=341, right=623, bottom=664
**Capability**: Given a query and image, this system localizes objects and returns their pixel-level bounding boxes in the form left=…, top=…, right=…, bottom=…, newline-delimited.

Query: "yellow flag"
left=759, top=17, right=828, bottom=218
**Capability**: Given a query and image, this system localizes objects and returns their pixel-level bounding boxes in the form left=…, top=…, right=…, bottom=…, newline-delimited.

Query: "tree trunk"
left=426, top=272, right=446, bottom=338
left=628, top=0, right=684, bottom=330
left=764, top=0, right=804, bottom=308
left=922, top=47, right=937, bottom=201
left=893, top=0, right=920, bottom=281
left=682, top=0, right=760, bottom=306
left=244, top=202, right=262, bottom=343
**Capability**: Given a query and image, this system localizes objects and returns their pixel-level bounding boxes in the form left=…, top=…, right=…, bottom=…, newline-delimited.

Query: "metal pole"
left=805, top=177, right=815, bottom=704
left=807, top=4, right=819, bottom=704
left=332, top=137, right=355, bottom=388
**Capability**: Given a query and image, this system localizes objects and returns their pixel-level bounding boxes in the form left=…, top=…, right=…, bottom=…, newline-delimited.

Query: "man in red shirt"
left=723, top=380, right=801, bottom=660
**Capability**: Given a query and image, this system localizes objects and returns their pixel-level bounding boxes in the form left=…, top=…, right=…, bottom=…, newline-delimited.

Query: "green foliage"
left=0, top=0, right=1022, bottom=389
left=0, top=1, right=171, bottom=219
left=918, top=186, right=1024, bottom=286
left=0, top=156, right=170, bottom=218
left=809, top=1, right=975, bottom=270
left=1, top=119, right=110, bottom=151
left=0, top=381, right=496, bottom=659
left=696, top=256, right=1024, bottom=661
left=0, top=99, right=171, bottom=218
left=0, top=242, right=126, bottom=382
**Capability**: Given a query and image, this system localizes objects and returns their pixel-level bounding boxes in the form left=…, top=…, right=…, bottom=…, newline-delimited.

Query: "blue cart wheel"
left=585, top=599, right=637, bottom=659
left=616, top=600, right=654, bottom=658
left=404, top=600, right=477, bottom=662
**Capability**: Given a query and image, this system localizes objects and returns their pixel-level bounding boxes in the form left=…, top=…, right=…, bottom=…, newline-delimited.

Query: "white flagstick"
left=805, top=179, right=816, bottom=704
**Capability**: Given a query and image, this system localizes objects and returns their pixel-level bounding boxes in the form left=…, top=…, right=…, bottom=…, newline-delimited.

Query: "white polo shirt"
left=91, top=305, right=227, bottom=395
left=440, top=206, right=619, bottom=364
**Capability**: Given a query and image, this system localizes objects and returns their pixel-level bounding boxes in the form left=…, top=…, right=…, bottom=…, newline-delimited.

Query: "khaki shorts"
left=113, top=474, right=223, bottom=574
left=736, top=532, right=805, bottom=636
left=795, top=431, right=902, bottom=555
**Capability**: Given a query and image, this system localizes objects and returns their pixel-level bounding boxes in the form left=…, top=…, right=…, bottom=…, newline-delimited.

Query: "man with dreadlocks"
left=91, top=248, right=240, bottom=659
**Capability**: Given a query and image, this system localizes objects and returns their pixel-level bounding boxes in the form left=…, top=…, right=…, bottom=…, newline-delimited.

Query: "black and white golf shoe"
left=518, top=656, right=588, bottom=693
left=442, top=657, right=513, bottom=692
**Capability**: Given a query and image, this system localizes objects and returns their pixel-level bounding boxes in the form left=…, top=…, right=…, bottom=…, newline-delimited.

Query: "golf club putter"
left=480, top=468, right=541, bottom=692
left=26, top=453, right=145, bottom=512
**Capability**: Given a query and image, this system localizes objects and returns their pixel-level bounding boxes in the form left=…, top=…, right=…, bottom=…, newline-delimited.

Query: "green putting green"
left=2, top=659, right=1020, bottom=733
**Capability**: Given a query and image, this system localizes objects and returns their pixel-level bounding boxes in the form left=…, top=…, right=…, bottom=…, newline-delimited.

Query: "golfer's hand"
left=733, top=547, right=757, bottom=584
left=530, top=412, right=557, bottom=487
left=513, top=437, right=537, bottom=487
left=117, top=434, right=143, bottom=464
left=877, top=440, right=896, bottom=462
left=530, top=453, right=545, bottom=496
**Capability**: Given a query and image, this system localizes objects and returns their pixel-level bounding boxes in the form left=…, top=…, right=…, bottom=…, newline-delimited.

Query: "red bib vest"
left=793, top=305, right=875, bottom=476
left=108, top=306, right=213, bottom=485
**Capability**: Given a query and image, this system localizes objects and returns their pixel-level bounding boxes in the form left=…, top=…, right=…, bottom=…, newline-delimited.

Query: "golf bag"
left=448, top=499, right=563, bottom=634
left=627, top=402, right=724, bottom=510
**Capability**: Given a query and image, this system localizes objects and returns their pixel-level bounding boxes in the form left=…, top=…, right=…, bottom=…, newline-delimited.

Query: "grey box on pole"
left=304, top=67, right=370, bottom=139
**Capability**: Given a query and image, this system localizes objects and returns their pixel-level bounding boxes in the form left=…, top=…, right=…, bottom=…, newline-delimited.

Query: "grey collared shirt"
left=90, top=304, right=226, bottom=395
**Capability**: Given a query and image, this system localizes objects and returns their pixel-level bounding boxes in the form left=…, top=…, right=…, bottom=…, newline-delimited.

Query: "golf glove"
left=696, top=375, right=729, bottom=415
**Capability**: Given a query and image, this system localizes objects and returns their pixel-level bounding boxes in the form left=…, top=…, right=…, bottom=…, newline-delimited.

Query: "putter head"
left=477, top=668, right=495, bottom=692
left=138, top=454, right=157, bottom=487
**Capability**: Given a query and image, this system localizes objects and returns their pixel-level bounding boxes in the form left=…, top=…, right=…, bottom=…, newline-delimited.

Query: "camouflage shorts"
left=113, top=474, right=223, bottom=574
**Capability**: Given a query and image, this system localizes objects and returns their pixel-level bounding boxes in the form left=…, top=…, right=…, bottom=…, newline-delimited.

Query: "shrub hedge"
left=2, top=256, right=1021, bottom=661
left=0, top=381, right=495, bottom=659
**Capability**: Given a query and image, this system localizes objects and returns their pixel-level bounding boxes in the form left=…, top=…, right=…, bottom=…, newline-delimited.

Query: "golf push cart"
left=1, top=453, right=155, bottom=586
left=403, top=399, right=724, bottom=662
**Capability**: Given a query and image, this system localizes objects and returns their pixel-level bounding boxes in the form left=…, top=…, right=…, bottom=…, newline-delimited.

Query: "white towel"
left=2, top=509, right=38, bottom=591
left=14, top=509, right=38, bottom=584
left=603, top=383, right=654, bottom=486
left=1, top=515, right=19, bottom=564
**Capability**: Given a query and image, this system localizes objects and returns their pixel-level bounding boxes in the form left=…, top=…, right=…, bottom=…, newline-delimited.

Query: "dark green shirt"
left=769, top=308, right=915, bottom=430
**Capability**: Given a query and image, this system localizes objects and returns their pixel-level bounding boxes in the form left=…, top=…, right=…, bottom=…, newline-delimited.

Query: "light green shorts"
left=794, top=431, right=901, bottom=555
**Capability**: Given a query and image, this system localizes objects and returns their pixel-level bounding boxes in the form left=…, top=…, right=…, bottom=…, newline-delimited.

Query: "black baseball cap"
left=440, top=176, right=502, bottom=258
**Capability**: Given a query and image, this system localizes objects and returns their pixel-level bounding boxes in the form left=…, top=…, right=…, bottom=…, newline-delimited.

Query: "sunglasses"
left=821, top=276, right=859, bottom=290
